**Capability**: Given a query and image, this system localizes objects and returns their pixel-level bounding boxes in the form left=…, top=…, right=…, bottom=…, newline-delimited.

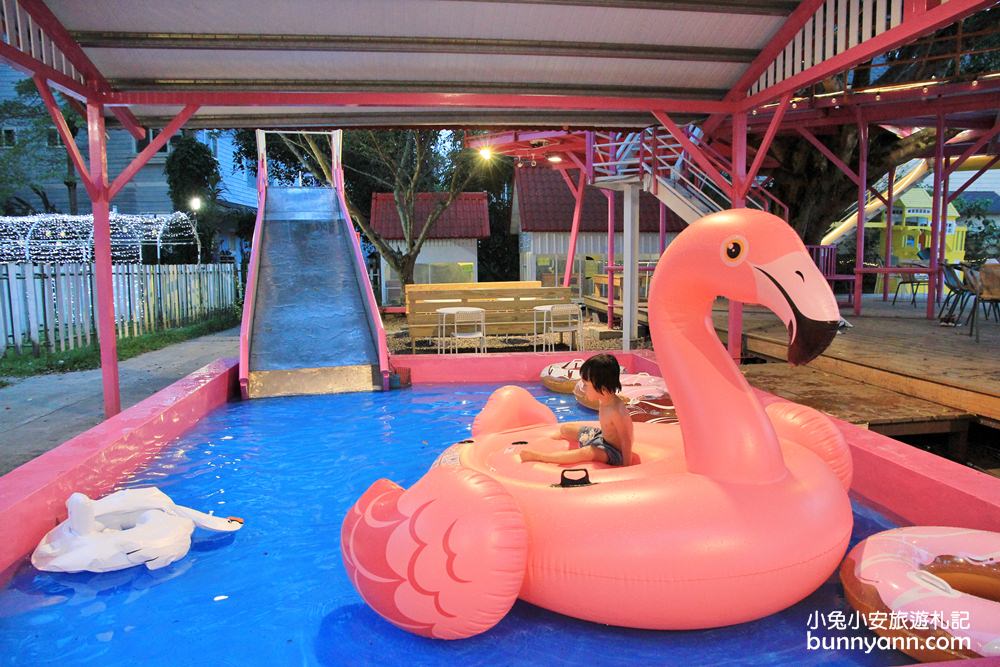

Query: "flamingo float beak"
left=752, top=258, right=841, bottom=366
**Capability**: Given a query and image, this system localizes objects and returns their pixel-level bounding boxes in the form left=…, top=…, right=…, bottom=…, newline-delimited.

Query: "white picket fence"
left=0, top=262, right=240, bottom=356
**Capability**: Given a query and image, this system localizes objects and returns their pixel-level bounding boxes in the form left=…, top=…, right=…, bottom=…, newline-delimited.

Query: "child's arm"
left=616, top=404, right=634, bottom=466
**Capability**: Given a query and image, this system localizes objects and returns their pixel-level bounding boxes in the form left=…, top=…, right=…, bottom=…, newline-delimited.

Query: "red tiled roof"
left=370, top=192, right=490, bottom=240
left=514, top=167, right=686, bottom=233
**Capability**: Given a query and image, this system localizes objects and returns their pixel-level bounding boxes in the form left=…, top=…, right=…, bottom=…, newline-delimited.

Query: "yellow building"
left=868, top=188, right=966, bottom=264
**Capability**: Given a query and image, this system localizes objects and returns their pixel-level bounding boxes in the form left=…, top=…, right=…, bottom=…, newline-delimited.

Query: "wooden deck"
left=741, top=363, right=974, bottom=458
left=713, top=296, right=1000, bottom=423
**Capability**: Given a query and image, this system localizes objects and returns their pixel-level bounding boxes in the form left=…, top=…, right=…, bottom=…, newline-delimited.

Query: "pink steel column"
left=658, top=202, right=667, bottom=254
left=605, top=190, right=616, bottom=329
left=853, top=116, right=868, bottom=316
left=561, top=170, right=586, bottom=288
left=728, top=111, right=748, bottom=363
left=927, top=113, right=945, bottom=319
left=883, top=169, right=895, bottom=301
left=87, top=103, right=121, bottom=417
left=940, top=156, right=951, bottom=299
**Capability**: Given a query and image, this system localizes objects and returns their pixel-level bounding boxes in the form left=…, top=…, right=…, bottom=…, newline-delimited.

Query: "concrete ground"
left=0, top=326, right=239, bottom=476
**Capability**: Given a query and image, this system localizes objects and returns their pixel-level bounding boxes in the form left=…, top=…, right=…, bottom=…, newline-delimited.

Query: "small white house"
left=370, top=192, right=490, bottom=305
left=510, top=167, right=684, bottom=289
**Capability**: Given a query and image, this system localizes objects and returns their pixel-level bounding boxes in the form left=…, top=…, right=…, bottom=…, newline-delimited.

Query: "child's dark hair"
left=579, top=354, right=621, bottom=394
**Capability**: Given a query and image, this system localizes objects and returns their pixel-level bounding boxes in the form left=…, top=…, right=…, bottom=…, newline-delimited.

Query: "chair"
left=449, top=310, right=487, bottom=353
left=938, top=264, right=974, bottom=324
left=892, top=254, right=929, bottom=307
left=542, top=303, right=584, bottom=352
left=968, top=264, right=1000, bottom=343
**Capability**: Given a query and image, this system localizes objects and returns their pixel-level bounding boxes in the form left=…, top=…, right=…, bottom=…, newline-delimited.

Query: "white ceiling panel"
left=88, top=49, right=745, bottom=90
left=50, top=1, right=783, bottom=50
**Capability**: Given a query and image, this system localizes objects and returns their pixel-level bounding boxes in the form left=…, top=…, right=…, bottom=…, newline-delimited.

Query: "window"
left=47, top=129, right=62, bottom=147
left=0, top=128, right=15, bottom=148
left=135, top=128, right=170, bottom=155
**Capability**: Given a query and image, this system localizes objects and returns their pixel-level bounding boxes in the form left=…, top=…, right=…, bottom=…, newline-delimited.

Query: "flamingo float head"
left=662, top=208, right=841, bottom=365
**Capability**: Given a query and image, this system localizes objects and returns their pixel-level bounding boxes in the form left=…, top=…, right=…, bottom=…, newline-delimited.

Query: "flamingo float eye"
left=721, top=236, right=748, bottom=266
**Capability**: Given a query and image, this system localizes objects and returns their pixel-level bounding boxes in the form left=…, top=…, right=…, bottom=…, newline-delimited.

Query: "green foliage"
left=0, top=79, right=77, bottom=211
left=164, top=134, right=221, bottom=212
left=0, top=311, right=240, bottom=378
left=955, top=196, right=1000, bottom=262
left=472, top=155, right=518, bottom=281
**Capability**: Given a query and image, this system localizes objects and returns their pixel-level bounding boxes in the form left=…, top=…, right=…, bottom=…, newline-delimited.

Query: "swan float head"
left=657, top=208, right=841, bottom=365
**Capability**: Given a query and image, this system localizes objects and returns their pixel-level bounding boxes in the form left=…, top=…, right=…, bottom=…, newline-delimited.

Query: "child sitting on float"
left=520, top=353, right=634, bottom=467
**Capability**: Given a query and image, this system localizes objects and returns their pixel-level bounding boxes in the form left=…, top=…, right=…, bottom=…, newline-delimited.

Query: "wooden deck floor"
left=713, top=296, right=1000, bottom=423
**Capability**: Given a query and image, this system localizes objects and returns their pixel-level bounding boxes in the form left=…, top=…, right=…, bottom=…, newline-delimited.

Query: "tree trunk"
left=764, top=126, right=943, bottom=245
left=65, top=150, right=78, bottom=215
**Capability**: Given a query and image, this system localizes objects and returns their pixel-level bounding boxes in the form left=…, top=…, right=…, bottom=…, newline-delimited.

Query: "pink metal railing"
left=332, top=157, right=391, bottom=391
left=590, top=128, right=784, bottom=217
left=238, top=153, right=268, bottom=399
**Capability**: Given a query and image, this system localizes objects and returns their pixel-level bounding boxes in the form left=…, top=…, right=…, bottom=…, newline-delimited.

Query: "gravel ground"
left=383, top=313, right=652, bottom=355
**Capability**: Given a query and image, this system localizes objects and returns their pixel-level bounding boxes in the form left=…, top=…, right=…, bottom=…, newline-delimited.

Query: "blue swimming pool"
left=0, top=384, right=909, bottom=666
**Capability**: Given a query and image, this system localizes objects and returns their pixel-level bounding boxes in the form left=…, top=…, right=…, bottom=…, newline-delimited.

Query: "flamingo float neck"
left=647, top=210, right=841, bottom=484
left=649, top=244, right=787, bottom=485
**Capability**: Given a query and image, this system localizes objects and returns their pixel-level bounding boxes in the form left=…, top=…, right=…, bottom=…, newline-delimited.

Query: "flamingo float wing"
left=341, top=466, right=528, bottom=639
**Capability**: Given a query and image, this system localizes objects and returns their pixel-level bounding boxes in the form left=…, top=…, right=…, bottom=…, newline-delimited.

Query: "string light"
left=0, top=212, right=198, bottom=264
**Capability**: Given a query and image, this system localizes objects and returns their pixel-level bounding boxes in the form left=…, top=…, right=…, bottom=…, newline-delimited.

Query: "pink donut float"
left=342, top=209, right=853, bottom=638
left=573, top=372, right=668, bottom=410
left=539, top=359, right=585, bottom=394
left=841, top=527, right=1000, bottom=662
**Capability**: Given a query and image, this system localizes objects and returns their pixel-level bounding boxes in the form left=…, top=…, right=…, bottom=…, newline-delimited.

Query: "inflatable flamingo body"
left=342, top=209, right=855, bottom=638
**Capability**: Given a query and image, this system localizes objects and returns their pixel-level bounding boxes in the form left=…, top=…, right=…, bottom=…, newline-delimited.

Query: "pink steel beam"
left=729, top=111, right=748, bottom=363
left=109, top=104, right=200, bottom=199
left=948, top=155, right=1000, bottom=203
left=561, top=170, right=587, bottom=288
left=18, top=0, right=146, bottom=140
left=0, top=40, right=91, bottom=101
left=739, top=93, right=791, bottom=198
left=652, top=110, right=733, bottom=198
left=87, top=102, right=121, bottom=417
left=744, top=0, right=996, bottom=109
left=883, top=169, right=895, bottom=301
left=945, top=121, right=1000, bottom=175
left=606, top=190, right=616, bottom=329
left=104, top=90, right=736, bottom=114
left=701, top=0, right=827, bottom=138
left=927, top=112, right=945, bottom=319
left=33, top=75, right=96, bottom=200
left=795, top=127, right=890, bottom=207
left=853, top=113, right=868, bottom=315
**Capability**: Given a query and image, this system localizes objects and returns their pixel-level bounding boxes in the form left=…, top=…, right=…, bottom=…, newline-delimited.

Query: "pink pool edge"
left=2, top=350, right=999, bottom=590
left=0, top=357, right=238, bottom=583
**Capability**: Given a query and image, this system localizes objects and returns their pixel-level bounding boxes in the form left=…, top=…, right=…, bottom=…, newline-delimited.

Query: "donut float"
left=841, top=526, right=1000, bottom=662
left=539, top=359, right=585, bottom=393
left=573, top=372, right=668, bottom=410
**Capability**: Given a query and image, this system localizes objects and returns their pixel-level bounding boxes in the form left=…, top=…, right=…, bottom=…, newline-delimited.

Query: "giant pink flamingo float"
left=342, top=209, right=854, bottom=639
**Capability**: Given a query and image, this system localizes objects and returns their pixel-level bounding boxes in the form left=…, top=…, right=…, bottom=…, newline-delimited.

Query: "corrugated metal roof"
left=958, top=190, right=1000, bottom=215
left=370, top=192, right=490, bottom=240
left=514, top=167, right=685, bottom=233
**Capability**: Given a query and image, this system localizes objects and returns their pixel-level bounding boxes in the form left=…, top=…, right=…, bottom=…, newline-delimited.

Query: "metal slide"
left=820, top=158, right=930, bottom=246
left=245, top=186, right=380, bottom=398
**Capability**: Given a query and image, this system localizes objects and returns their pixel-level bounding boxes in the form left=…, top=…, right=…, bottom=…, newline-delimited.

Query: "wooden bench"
left=405, top=281, right=572, bottom=352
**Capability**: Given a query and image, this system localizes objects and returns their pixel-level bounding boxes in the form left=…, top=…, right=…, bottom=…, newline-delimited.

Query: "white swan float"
left=31, top=487, right=244, bottom=573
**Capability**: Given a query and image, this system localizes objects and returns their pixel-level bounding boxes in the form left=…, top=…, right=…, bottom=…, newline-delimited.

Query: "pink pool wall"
left=0, top=358, right=238, bottom=580
left=3, top=350, right=999, bottom=582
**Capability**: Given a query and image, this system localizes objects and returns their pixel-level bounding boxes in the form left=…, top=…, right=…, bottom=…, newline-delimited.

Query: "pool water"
left=0, top=384, right=909, bottom=666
